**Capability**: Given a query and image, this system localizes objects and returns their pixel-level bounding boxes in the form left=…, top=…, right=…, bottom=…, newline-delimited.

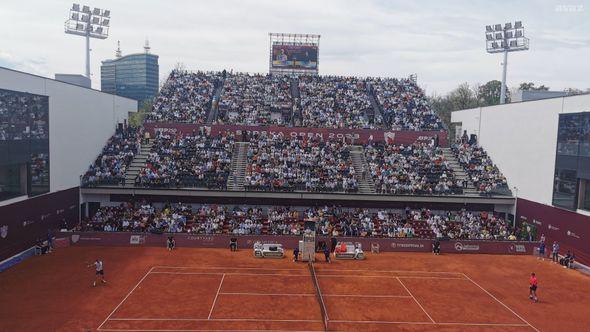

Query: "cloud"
left=0, top=0, right=588, bottom=94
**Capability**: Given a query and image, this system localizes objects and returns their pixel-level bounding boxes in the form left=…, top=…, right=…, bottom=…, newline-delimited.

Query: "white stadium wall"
left=451, top=94, right=590, bottom=206
left=0, top=67, right=137, bottom=193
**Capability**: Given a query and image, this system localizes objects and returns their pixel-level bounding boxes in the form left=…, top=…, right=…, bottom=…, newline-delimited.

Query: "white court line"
left=396, top=277, right=436, bottom=324
left=149, top=271, right=308, bottom=277
left=98, top=329, right=320, bottom=332
left=331, top=320, right=433, bottom=325
left=208, top=274, right=225, bottom=319
left=330, top=320, right=529, bottom=327
left=108, top=318, right=322, bottom=322
left=316, top=268, right=463, bottom=275
left=150, top=271, right=223, bottom=275
left=316, top=274, right=465, bottom=280
left=219, top=292, right=315, bottom=297
left=152, top=265, right=303, bottom=271
left=322, top=294, right=412, bottom=298
left=462, top=273, right=539, bottom=332
left=97, top=266, right=155, bottom=331
left=396, top=276, right=467, bottom=280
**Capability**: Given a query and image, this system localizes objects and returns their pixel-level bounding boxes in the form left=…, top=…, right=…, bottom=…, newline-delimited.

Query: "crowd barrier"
left=60, top=232, right=535, bottom=255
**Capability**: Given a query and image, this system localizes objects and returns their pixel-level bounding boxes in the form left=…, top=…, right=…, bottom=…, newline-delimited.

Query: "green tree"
left=476, top=80, right=503, bottom=106
left=128, top=99, right=153, bottom=127
left=519, top=82, right=550, bottom=91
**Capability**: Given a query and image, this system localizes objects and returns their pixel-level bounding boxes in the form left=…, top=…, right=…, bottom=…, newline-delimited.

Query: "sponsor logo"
left=22, top=220, right=35, bottom=227
left=71, top=234, right=80, bottom=243
left=384, top=132, right=396, bottom=143
left=514, top=244, right=527, bottom=253
left=566, top=231, right=581, bottom=239
left=390, top=242, right=424, bottom=249
left=454, top=242, right=480, bottom=252
left=532, top=219, right=542, bottom=226
left=129, top=235, right=145, bottom=245
left=246, top=239, right=281, bottom=245
left=79, top=236, right=102, bottom=241
left=0, top=225, right=8, bottom=239
left=186, top=236, right=214, bottom=242
left=548, top=224, right=560, bottom=231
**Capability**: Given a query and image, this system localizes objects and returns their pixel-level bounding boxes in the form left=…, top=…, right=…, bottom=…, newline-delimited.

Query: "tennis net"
left=308, top=262, right=329, bottom=331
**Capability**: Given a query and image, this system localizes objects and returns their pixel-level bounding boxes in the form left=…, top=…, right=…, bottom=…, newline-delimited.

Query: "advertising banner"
left=63, top=232, right=533, bottom=255
left=517, top=198, right=590, bottom=265
left=143, top=122, right=448, bottom=146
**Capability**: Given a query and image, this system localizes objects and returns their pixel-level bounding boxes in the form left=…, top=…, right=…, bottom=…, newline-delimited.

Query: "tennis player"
left=88, top=259, right=107, bottom=287
left=529, top=272, right=538, bottom=303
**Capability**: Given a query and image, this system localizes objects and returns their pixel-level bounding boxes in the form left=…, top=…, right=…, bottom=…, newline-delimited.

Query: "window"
left=0, top=88, right=50, bottom=201
left=553, top=112, right=590, bottom=210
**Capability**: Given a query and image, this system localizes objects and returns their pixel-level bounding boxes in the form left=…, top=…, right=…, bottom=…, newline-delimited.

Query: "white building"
left=452, top=94, right=590, bottom=264
left=0, top=67, right=136, bottom=260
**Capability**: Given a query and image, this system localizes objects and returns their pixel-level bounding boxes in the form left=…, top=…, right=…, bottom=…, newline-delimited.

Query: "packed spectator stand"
left=135, top=131, right=234, bottom=189
left=145, top=70, right=222, bottom=124
left=81, top=202, right=525, bottom=241
left=244, top=133, right=358, bottom=193
left=365, top=141, right=462, bottom=195
left=298, top=75, right=372, bottom=128
left=81, top=65, right=514, bottom=252
left=367, top=77, right=444, bottom=131
left=452, top=132, right=510, bottom=196
left=81, top=126, right=142, bottom=187
left=217, top=73, right=292, bottom=126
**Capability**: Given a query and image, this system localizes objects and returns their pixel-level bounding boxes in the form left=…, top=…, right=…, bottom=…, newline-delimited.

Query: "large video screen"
left=271, top=45, right=318, bottom=70
left=0, top=88, right=49, bottom=200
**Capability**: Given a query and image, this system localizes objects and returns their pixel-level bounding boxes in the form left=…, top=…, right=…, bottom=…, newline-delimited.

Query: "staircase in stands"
left=227, top=142, right=249, bottom=191
left=290, top=77, right=302, bottom=126
left=441, top=147, right=479, bottom=196
left=367, top=89, right=383, bottom=125
left=124, top=139, right=153, bottom=187
left=349, top=145, right=376, bottom=194
left=207, top=77, right=225, bottom=124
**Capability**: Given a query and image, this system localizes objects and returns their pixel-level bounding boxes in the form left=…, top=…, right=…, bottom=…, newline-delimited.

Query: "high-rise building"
left=100, top=41, right=159, bottom=104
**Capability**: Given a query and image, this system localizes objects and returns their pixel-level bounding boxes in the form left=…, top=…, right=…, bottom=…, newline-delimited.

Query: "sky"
left=0, top=0, right=589, bottom=94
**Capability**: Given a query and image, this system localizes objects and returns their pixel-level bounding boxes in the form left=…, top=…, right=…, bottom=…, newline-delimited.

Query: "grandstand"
left=1, top=18, right=590, bottom=331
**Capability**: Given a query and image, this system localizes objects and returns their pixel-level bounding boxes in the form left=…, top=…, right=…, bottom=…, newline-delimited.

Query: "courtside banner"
left=517, top=198, right=590, bottom=265
left=440, top=240, right=534, bottom=255
left=143, top=122, right=449, bottom=147
left=61, top=232, right=533, bottom=255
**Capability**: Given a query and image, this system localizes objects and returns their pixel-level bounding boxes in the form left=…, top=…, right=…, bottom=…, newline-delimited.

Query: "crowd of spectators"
left=81, top=126, right=142, bottom=187
left=217, top=73, right=292, bottom=125
left=367, top=77, right=444, bottom=131
left=452, top=135, right=510, bottom=195
left=142, top=71, right=446, bottom=131
left=298, top=75, right=372, bottom=128
left=146, top=70, right=222, bottom=124
left=244, top=133, right=358, bottom=192
left=82, top=203, right=521, bottom=241
left=135, top=132, right=234, bottom=189
left=365, top=141, right=462, bottom=195
left=425, top=209, right=515, bottom=240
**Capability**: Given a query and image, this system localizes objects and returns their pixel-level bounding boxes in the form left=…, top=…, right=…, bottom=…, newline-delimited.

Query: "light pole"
left=485, top=22, right=529, bottom=104
left=513, top=186, right=519, bottom=228
left=65, top=4, right=110, bottom=81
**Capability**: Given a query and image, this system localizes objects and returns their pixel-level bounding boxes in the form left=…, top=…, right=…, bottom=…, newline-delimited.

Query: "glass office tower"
left=101, top=53, right=159, bottom=103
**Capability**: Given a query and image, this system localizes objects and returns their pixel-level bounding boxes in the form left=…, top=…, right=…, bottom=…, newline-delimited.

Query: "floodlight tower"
left=485, top=21, right=529, bottom=104
left=64, top=3, right=110, bottom=80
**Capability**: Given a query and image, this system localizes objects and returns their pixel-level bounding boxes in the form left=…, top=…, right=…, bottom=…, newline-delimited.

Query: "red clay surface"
left=1, top=247, right=589, bottom=331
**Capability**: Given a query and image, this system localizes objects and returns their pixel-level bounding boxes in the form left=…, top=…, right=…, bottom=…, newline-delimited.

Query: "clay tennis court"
left=1, top=247, right=589, bottom=331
